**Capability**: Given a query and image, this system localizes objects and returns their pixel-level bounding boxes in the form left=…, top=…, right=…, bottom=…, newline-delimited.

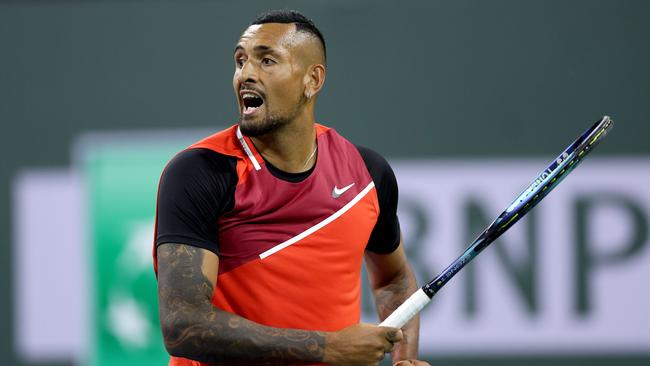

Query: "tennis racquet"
left=379, top=115, right=614, bottom=328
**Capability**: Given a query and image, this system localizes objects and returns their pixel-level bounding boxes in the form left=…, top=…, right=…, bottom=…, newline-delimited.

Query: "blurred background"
left=1, top=0, right=649, bottom=365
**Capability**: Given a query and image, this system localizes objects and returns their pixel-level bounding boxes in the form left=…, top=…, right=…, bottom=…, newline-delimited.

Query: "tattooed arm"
left=157, top=243, right=401, bottom=365
left=365, top=239, right=429, bottom=365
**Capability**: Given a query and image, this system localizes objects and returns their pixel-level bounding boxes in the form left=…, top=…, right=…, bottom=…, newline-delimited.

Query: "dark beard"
left=239, top=115, right=288, bottom=137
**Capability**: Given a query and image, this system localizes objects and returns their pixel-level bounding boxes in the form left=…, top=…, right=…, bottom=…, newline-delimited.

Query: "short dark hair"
left=251, top=9, right=326, bottom=60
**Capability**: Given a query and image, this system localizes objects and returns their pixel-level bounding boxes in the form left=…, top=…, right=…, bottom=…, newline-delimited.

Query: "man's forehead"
left=236, top=23, right=298, bottom=49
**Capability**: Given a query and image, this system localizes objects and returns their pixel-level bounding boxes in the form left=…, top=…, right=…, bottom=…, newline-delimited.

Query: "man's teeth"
left=244, top=106, right=259, bottom=113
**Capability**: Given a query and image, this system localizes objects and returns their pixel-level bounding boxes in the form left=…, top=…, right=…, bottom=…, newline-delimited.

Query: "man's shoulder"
left=164, top=148, right=237, bottom=180
left=188, top=124, right=246, bottom=158
left=354, top=145, right=390, bottom=168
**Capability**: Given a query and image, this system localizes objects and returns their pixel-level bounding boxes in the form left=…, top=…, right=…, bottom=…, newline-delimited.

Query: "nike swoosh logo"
left=332, top=183, right=355, bottom=198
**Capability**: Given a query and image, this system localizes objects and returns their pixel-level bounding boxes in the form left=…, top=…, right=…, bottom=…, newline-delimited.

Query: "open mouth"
left=241, top=92, right=264, bottom=115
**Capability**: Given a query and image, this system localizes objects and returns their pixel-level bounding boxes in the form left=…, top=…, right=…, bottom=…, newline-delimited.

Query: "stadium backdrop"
left=1, top=1, right=649, bottom=365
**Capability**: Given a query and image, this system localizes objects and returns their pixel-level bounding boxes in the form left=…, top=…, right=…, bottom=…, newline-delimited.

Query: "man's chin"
left=239, top=118, right=278, bottom=138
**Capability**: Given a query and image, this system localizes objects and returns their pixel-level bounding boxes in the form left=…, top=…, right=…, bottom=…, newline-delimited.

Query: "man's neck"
left=251, top=117, right=318, bottom=174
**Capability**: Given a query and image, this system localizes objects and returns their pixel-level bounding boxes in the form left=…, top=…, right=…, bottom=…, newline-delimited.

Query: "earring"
left=306, top=91, right=312, bottom=100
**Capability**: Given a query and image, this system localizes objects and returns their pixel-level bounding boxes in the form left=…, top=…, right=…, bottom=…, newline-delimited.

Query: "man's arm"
left=365, top=239, right=429, bottom=365
left=157, top=243, right=401, bottom=365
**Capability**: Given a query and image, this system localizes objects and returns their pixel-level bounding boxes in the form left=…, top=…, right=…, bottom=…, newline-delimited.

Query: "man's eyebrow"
left=233, top=44, right=277, bottom=55
left=253, top=45, right=273, bottom=53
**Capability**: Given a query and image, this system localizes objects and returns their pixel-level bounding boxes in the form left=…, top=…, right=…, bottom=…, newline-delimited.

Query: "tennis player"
left=154, top=10, right=429, bottom=366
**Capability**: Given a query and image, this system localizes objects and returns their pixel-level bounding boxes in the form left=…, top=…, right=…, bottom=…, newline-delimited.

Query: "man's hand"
left=323, top=323, right=403, bottom=366
left=394, top=360, right=431, bottom=366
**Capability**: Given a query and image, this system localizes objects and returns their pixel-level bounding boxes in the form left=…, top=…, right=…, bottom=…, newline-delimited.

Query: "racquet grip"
left=378, top=288, right=431, bottom=328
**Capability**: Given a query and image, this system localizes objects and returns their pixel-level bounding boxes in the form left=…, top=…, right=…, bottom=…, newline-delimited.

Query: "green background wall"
left=1, top=0, right=649, bottom=365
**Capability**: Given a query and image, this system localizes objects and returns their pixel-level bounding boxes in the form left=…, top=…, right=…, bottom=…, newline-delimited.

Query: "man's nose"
left=238, top=60, right=258, bottom=84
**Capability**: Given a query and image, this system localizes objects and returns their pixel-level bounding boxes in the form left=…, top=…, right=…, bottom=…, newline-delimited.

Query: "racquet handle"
left=378, top=289, right=431, bottom=328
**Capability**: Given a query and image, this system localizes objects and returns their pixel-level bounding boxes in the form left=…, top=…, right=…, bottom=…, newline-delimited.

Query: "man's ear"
left=304, top=64, right=326, bottom=99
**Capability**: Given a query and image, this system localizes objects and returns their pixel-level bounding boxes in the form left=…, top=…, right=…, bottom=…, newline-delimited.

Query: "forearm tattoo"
left=373, top=268, right=420, bottom=360
left=157, top=244, right=325, bottom=365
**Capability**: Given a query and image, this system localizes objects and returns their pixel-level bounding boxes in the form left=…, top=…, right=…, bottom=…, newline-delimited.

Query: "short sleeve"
left=356, top=146, right=401, bottom=254
left=155, top=148, right=238, bottom=255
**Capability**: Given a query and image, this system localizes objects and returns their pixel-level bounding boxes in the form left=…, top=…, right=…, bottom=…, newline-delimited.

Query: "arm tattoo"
left=373, top=268, right=415, bottom=320
left=157, top=243, right=325, bottom=365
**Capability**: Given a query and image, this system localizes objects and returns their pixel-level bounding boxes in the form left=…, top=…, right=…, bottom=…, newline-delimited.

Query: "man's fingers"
left=382, top=327, right=403, bottom=343
left=384, top=340, right=396, bottom=353
left=380, top=327, right=402, bottom=355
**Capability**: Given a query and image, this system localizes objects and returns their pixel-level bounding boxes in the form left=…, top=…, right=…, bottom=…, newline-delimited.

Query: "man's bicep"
left=156, top=243, right=221, bottom=358
left=157, top=243, right=219, bottom=305
left=364, top=238, right=409, bottom=289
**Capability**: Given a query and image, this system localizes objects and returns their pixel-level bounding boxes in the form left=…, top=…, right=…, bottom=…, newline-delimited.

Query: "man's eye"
left=235, top=58, right=245, bottom=67
left=262, top=58, right=276, bottom=66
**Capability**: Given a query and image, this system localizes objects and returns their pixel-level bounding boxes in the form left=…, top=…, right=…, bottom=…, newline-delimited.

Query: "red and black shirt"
left=154, top=124, right=400, bottom=366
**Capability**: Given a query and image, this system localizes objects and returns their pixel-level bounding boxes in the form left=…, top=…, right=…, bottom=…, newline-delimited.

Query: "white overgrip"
left=378, top=288, right=431, bottom=328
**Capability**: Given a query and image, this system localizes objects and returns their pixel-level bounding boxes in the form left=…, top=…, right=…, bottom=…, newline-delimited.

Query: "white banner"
left=385, top=158, right=650, bottom=355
